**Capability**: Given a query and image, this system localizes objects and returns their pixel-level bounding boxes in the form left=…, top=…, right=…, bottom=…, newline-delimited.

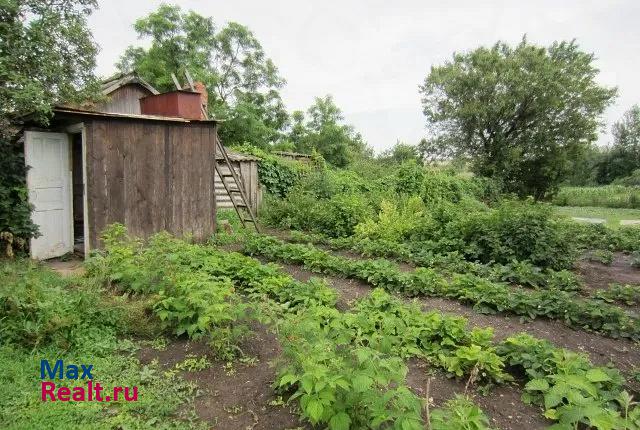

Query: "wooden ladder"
left=215, top=137, right=260, bottom=232
left=172, top=70, right=260, bottom=232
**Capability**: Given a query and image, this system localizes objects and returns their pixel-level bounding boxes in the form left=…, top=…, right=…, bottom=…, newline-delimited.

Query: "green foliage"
left=0, top=138, right=37, bottom=256
left=564, top=222, right=640, bottom=252
left=593, top=284, right=640, bottom=306
left=287, top=95, right=370, bottom=167
left=276, top=319, right=424, bottom=429
left=395, top=161, right=425, bottom=195
left=154, top=272, right=245, bottom=342
left=118, top=4, right=287, bottom=148
left=86, top=226, right=251, bottom=358
left=231, top=144, right=309, bottom=197
left=0, top=340, right=203, bottom=429
left=355, top=197, right=431, bottom=242
left=430, top=395, right=494, bottom=430
left=244, top=235, right=640, bottom=340
left=553, top=185, right=640, bottom=209
left=262, top=187, right=374, bottom=238
left=596, top=105, right=640, bottom=184
left=0, top=260, right=118, bottom=349
left=588, top=249, right=615, bottom=266
left=444, top=200, right=578, bottom=270
left=498, top=333, right=636, bottom=430
left=378, top=142, right=420, bottom=164
left=421, top=170, right=496, bottom=205
left=1, top=0, right=100, bottom=126
left=420, top=37, right=617, bottom=199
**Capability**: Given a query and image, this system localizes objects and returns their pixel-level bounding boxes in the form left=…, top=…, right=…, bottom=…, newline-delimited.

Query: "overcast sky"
left=90, top=0, right=640, bottom=153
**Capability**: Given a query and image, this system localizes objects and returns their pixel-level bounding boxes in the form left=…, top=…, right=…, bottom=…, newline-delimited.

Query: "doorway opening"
left=71, top=132, right=85, bottom=256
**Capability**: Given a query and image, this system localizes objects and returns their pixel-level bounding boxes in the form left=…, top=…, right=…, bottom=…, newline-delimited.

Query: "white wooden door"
left=25, top=131, right=73, bottom=260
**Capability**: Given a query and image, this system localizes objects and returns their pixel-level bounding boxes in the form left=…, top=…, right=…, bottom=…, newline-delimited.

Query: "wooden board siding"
left=95, top=84, right=154, bottom=115
left=84, top=118, right=216, bottom=248
left=214, top=160, right=261, bottom=212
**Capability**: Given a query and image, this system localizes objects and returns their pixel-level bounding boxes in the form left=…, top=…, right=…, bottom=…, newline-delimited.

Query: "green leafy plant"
left=430, top=395, right=494, bottom=430
left=588, top=249, right=615, bottom=266
left=593, top=284, right=640, bottom=306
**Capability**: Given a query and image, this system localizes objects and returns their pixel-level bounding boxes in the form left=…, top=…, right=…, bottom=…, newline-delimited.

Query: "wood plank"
left=87, top=119, right=107, bottom=248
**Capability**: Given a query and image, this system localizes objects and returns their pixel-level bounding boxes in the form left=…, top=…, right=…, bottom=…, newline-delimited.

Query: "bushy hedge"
left=443, top=200, right=578, bottom=270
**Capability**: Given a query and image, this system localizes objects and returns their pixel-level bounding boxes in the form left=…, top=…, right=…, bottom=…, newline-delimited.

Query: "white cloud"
left=90, top=0, right=640, bottom=152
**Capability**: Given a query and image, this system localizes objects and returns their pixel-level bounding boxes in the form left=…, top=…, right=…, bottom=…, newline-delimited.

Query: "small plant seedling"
left=174, top=354, right=212, bottom=372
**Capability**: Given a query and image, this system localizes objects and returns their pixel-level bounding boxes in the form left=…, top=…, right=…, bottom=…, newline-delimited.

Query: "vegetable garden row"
left=80, top=226, right=640, bottom=429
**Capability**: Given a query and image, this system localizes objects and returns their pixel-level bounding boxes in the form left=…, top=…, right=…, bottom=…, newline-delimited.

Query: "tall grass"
left=552, top=185, right=640, bottom=209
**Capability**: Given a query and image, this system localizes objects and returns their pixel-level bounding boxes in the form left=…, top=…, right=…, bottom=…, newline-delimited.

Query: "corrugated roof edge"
left=53, top=107, right=218, bottom=123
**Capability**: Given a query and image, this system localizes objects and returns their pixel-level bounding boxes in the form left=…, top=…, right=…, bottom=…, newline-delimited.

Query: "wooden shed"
left=23, top=107, right=219, bottom=260
left=214, top=151, right=262, bottom=213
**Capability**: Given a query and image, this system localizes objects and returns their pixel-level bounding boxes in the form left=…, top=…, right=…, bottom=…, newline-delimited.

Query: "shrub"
left=444, top=200, right=578, bottom=270
left=0, top=138, right=39, bottom=257
left=355, top=197, right=433, bottom=242
left=261, top=190, right=373, bottom=237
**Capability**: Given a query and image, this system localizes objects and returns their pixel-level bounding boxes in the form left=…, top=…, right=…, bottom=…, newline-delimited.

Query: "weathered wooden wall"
left=95, top=84, right=153, bottom=115
left=214, top=160, right=261, bottom=212
left=84, top=118, right=217, bottom=248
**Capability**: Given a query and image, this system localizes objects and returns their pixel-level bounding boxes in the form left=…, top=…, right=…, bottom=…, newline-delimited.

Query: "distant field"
left=554, top=205, right=640, bottom=227
left=552, top=185, right=640, bottom=209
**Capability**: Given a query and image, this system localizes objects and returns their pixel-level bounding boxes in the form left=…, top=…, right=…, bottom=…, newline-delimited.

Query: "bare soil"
left=406, top=359, right=550, bottom=430
left=138, top=321, right=307, bottom=430
left=576, top=252, right=640, bottom=293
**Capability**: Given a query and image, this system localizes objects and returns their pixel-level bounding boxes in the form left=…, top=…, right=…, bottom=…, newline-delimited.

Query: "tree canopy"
left=594, top=105, right=640, bottom=184
left=287, top=95, right=370, bottom=167
left=0, top=0, right=99, bottom=129
left=419, top=37, right=617, bottom=199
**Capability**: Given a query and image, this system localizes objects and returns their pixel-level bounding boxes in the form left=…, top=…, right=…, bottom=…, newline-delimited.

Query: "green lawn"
left=554, top=206, right=640, bottom=227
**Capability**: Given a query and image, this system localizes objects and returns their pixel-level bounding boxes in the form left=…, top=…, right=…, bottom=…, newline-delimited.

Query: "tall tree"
left=596, top=105, right=640, bottom=183
left=117, top=4, right=287, bottom=147
left=0, top=0, right=99, bottom=255
left=293, top=95, right=369, bottom=167
left=420, top=37, right=617, bottom=199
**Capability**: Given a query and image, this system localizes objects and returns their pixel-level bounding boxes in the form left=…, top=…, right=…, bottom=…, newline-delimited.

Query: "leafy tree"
left=117, top=4, right=287, bottom=147
left=420, top=37, right=617, bottom=199
left=291, top=95, right=369, bottom=167
left=595, top=105, right=640, bottom=183
left=1, top=0, right=99, bottom=127
left=0, top=0, right=99, bottom=255
left=379, top=141, right=419, bottom=164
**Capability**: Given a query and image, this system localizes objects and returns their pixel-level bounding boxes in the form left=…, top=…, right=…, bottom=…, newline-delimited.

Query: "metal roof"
left=53, top=107, right=217, bottom=124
